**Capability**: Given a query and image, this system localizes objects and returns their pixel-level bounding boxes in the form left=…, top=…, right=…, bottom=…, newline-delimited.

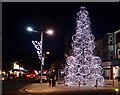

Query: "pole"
left=40, top=31, right=43, bottom=84
left=40, top=16, right=43, bottom=84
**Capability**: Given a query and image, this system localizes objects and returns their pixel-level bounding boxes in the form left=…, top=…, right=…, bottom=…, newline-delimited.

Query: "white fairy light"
left=64, top=6, right=104, bottom=87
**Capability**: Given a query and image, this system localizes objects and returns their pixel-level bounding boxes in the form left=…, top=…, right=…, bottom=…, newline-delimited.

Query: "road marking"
left=19, top=83, right=32, bottom=93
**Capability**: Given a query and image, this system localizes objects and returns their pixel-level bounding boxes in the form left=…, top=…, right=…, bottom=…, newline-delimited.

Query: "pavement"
left=20, top=80, right=120, bottom=93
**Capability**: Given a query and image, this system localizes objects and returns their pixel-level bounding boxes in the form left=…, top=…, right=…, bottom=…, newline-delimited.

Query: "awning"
left=101, top=61, right=112, bottom=66
left=111, top=59, right=120, bottom=66
left=102, top=59, right=120, bottom=66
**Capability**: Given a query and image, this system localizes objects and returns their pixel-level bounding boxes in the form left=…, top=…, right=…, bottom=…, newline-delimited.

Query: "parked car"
left=37, top=73, right=48, bottom=82
left=7, top=74, right=17, bottom=80
left=26, top=74, right=38, bottom=79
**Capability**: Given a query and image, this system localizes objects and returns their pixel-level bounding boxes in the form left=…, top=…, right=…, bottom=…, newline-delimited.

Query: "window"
left=108, top=35, right=113, bottom=45
left=116, top=32, right=120, bottom=43
left=108, top=45, right=113, bottom=51
left=108, top=51, right=113, bottom=60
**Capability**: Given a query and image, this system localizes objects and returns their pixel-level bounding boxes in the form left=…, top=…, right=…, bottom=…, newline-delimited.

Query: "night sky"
left=3, top=2, right=120, bottom=64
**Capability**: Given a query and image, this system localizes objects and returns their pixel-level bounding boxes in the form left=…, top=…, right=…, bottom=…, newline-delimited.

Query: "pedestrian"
left=52, top=70, right=56, bottom=87
left=51, top=71, right=54, bottom=87
left=48, top=70, right=52, bottom=87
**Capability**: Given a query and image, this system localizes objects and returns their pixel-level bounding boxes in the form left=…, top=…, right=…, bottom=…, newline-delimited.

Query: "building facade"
left=95, top=30, right=120, bottom=80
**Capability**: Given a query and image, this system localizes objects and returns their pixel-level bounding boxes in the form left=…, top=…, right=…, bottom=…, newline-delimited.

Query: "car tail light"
left=26, top=74, right=31, bottom=77
left=14, top=76, right=17, bottom=78
left=33, top=74, right=36, bottom=77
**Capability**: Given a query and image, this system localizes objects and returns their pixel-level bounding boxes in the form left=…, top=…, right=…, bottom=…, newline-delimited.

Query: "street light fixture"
left=27, top=27, right=33, bottom=32
left=46, top=52, right=50, bottom=55
left=46, top=29, right=54, bottom=35
left=27, top=26, right=54, bottom=84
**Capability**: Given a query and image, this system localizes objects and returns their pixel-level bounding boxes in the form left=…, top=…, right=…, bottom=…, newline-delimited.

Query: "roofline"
left=114, top=30, right=120, bottom=34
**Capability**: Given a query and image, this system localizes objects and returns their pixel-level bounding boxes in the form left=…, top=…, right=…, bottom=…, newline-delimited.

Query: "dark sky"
left=3, top=2, right=120, bottom=62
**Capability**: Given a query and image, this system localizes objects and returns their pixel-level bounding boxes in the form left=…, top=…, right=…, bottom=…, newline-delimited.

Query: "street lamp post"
left=40, top=31, right=43, bottom=84
left=27, top=26, right=54, bottom=84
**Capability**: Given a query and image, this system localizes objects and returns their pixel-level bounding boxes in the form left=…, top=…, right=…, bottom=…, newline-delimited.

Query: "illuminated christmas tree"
left=64, top=6, right=104, bottom=86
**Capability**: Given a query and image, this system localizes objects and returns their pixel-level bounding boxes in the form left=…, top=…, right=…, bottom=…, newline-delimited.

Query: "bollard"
left=113, top=78, right=114, bottom=87
left=95, top=80, right=98, bottom=89
left=64, top=80, right=65, bottom=86
left=51, top=79, right=53, bottom=87
left=78, top=81, right=80, bottom=87
left=50, top=79, right=52, bottom=87
left=49, top=79, right=51, bottom=87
